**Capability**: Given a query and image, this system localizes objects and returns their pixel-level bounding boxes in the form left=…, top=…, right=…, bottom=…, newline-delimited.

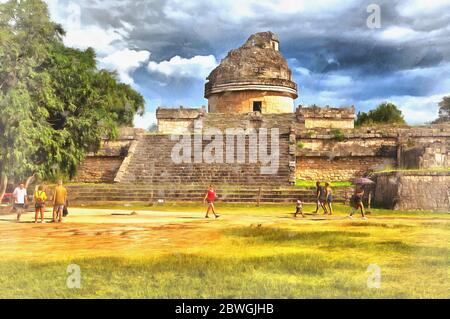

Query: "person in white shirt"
left=13, top=183, right=27, bottom=222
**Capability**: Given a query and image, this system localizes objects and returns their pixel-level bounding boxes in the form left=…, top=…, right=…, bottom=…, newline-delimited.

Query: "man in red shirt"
left=204, top=184, right=219, bottom=219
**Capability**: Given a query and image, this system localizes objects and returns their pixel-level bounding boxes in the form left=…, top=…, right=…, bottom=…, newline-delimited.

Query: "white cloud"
left=45, top=0, right=130, bottom=55
left=397, top=0, right=450, bottom=17
left=378, top=26, right=424, bottom=42
left=147, top=55, right=218, bottom=79
left=294, top=66, right=311, bottom=77
left=320, top=74, right=353, bottom=87
left=163, top=0, right=359, bottom=23
left=63, top=26, right=126, bottom=55
left=395, top=94, right=449, bottom=124
left=133, top=111, right=156, bottom=129
left=99, top=49, right=151, bottom=85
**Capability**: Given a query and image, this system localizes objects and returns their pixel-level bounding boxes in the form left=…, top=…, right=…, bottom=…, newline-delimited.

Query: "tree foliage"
left=0, top=0, right=144, bottom=190
left=355, top=102, right=406, bottom=127
left=434, top=96, right=450, bottom=124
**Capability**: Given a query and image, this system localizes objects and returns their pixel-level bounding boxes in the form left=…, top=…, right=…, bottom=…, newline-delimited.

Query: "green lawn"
left=295, top=180, right=352, bottom=187
left=0, top=203, right=449, bottom=298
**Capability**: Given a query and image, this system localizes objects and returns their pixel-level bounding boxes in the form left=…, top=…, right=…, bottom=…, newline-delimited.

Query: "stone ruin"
left=70, top=31, right=450, bottom=211
left=205, top=31, right=298, bottom=114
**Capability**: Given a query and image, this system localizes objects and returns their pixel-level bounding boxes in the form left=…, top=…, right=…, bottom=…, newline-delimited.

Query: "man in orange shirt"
left=53, top=180, right=68, bottom=223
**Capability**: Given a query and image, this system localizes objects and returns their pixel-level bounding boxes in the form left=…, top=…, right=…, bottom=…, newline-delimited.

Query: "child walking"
left=294, top=199, right=304, bottom=218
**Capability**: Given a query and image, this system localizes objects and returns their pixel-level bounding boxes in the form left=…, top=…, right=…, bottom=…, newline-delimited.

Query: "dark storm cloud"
left=47, top=0, right=450, bottom=124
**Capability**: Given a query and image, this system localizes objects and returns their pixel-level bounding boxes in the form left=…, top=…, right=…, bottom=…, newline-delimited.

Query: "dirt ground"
left=1, top=207, right=448, bottom=261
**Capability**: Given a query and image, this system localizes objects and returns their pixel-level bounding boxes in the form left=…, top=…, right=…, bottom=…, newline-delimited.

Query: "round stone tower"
left=204, top=31, right=298, bottom=114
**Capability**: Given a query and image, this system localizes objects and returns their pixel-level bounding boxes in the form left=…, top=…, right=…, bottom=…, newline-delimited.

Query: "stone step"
left=66, top=184, right=353, bottom=204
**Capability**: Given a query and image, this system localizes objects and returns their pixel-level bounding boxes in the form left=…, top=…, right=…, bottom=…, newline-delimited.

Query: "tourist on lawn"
left=314, top=181, right=328, bottom=214
left=325, top=182, right=333, bottom=215
left=349, top=185, right=367, bottom=220
left=203, top=184, right=219, bottom=219
left=13, top=183, right=27, bottom=222
left=34, top=185, right=47, bottom=223
left=53, top=180, right=68, bottom=223
left=294, top=199, right=304, bottom=218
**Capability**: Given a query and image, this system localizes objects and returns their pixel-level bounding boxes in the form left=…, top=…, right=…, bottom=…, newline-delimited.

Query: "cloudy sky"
left=41, top=0, right=450, bottom=127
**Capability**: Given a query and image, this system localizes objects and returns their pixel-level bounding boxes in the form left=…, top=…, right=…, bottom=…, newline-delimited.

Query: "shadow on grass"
left=341, top=222, right=414, bottom=229
left=226, top=227, right=369, bottom=244
left=1, top=249, right=448, bottom=298
left=225, top=226, right=450, bottom=256
left=0, top=252, right=364, bottom=298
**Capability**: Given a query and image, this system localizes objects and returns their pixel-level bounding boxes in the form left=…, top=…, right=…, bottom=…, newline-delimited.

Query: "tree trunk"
left=0, top=174, right=7, bottom=204
left=25, top=173, right=36, bottom=189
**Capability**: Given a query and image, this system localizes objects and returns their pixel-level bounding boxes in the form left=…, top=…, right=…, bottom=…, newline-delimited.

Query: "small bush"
left=331, top=129, right=346, bottom=142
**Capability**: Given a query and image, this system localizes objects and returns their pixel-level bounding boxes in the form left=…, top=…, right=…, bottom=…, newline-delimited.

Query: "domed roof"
left=205, top=31, right=297, bottom=98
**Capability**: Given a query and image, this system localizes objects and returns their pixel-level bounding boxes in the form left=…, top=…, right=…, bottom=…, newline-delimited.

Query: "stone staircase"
left=66, top=184, right=354, bottom=204
left=117, top=133, right=292, bottom=186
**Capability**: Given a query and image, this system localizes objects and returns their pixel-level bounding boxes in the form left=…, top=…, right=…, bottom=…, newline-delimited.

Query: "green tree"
left=148, top=123, right=158, bottom=132
left=0, top=0, right=144, bottom=201
left=355, top=102, right=406, bottom=126
left=433, top=96, right=450, bottom=123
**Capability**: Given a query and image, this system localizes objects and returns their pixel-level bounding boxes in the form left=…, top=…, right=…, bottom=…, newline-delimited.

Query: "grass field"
left=0, top=203, right=449, bottom=298
left=294, top=180, right=352, bottom=187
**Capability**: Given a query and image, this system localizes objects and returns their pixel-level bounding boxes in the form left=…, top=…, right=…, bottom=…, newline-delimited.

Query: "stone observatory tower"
left=204, top=31, right=298, bottom=114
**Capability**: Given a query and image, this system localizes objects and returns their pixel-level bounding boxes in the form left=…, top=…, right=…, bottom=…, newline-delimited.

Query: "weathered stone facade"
left=114, top=133, right=291, bottom=186
left=400, top=141, right=450, bottom=169
left=207, top=90, right=294, bottom=113
left=71, top=31, right=450, bottom=211
left=297, top=105, right=355, bottom=129
left=205, top=32, right=297, bottom=114
left=296, top=156, right=395, bottom=182
left=72, top=127, right=143, bottom=183
left=73, top=157, right=124, bottom=183
left=156, top=107, right=205, bottom=134
left=374, top=172, right=450, bottom=211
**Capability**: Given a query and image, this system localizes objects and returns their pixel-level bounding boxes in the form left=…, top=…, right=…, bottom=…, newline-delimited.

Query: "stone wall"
left=303, top=118, right=354, bottom=129
left=117, top=133, right=291, bottom=186
left=158, top=119, right=196, bottom=134
left=296, top=156, right=395, bottom=181
left=73, top=156, right=124, bottom=183
left=156, top=107, right=205, bottom=134
left=401, top=141, right=450, bottom=169
left=297, top=105, right=355, bottom=129
left=207, top=90, right=294, bottom=113
left=374, top=172, right=450, bottom=211
left=72, top=127, right=141, bottom=183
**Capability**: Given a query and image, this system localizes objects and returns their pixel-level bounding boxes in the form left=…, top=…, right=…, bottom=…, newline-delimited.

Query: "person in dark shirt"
left=349, top=185, right=367, bottom=220
left=314, top=181, right=328, bottom=214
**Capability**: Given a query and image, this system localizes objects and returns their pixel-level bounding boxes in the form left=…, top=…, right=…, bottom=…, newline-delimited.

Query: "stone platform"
left=65, top=184, right=354, bottom=205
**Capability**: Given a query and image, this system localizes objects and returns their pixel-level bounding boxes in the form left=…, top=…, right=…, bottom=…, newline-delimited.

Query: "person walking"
left=294, top=199, right=304, bottom=218
left=349, top=185, right=367, bottom=219
left=203, top=184, right=219, bottom=219
left=314, top=181, right=328, bottom=214
left=325, top=182, right=333, bottom=215
left=34, top=185, right=47, bottom=223
left=13, top=183, right=27, bottom=222
left=53, top=180, right=68, bottom=223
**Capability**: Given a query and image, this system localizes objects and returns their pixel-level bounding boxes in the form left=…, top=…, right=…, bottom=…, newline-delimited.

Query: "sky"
left=37, top=0, right=450, bottom=127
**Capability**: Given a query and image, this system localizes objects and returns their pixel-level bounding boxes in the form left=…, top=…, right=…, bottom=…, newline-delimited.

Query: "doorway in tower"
left=253, top=101, right=262, bottom=112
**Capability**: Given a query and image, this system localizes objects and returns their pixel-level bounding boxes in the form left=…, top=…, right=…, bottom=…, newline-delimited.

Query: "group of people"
left=205, top=182, right=368, bottom=220
left=295, top=181, right=367, bottom=219
left=12, top=180, right=68, bottom=223
left=294, top=181, right=334, bottom=218
left=11, top=181, right=366, bottom=222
